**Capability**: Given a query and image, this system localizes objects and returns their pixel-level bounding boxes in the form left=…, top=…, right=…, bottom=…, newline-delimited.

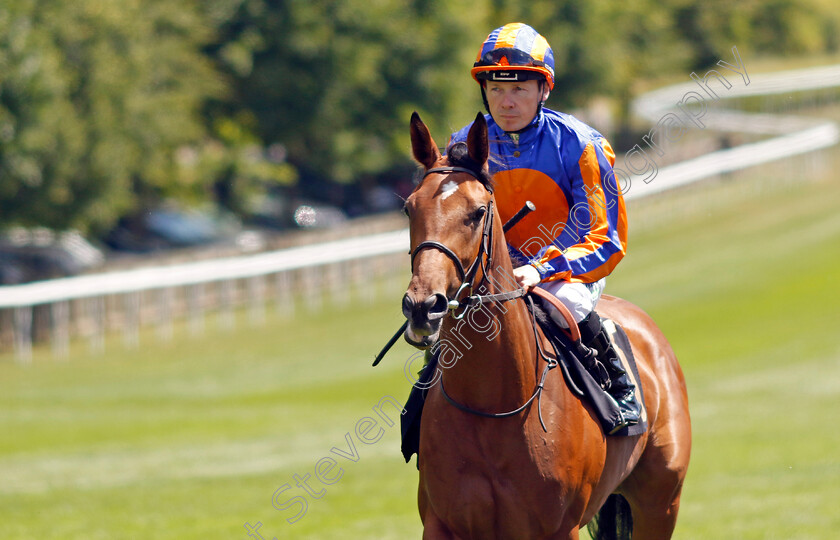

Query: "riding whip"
left=373, top=320, right=408, bottom=366
left=503, top=201, right=536, bottom=233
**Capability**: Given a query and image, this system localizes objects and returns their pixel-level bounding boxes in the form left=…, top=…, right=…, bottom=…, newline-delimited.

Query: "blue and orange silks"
left=448, top=109, right=627, bottom=284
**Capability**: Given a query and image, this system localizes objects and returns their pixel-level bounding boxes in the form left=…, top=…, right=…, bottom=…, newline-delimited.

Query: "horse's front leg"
left=418, top=479, right=458, bottom=539
left=421, top=511, right=459, bottom=540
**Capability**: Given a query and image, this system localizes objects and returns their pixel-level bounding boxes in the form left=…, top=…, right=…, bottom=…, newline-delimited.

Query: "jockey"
left=448, top=22, right=641, bottom=432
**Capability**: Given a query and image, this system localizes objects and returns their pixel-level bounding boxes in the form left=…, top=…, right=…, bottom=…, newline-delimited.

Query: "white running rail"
left=0, top=229, right=409, bottom=308
left=625, top=62, right=840, bottom=199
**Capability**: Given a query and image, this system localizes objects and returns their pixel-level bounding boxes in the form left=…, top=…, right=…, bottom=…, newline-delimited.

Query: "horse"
left=400, top=111, right=691, bottom=539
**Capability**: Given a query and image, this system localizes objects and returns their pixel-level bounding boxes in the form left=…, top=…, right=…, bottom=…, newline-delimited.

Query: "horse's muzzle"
left=402, top=292, right=447, bottom=348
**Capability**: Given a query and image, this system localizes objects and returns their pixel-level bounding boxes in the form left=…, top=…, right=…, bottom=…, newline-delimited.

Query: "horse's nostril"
left=404, top=292, right=448, bottom=323
left=402, top=294, right=415, bottom=318
left=425, top=293, right=449, bottom=320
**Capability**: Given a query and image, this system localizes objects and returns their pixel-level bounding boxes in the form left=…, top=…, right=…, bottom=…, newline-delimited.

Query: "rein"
left=440, top=295, right=559, bottom=431
left=439, top=290, right=592, bottom=431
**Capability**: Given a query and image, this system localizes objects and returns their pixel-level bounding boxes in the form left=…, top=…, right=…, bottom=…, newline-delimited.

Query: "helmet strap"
left=480, top=84, right=491, bottom=115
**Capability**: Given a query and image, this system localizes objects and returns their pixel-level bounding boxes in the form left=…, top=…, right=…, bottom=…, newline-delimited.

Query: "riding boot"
left=578, top=312, right=642, bottom=433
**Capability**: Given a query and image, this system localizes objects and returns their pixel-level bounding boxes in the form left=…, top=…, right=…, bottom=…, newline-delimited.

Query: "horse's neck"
left=439, top=256, right=538, bottom=411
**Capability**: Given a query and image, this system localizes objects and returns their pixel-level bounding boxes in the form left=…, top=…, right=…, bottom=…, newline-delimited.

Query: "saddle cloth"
left=537, top=314, right=648, bottom=438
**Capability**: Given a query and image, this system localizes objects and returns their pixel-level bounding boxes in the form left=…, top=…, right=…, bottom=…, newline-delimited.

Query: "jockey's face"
left=485, top=79, right=549, bottom=132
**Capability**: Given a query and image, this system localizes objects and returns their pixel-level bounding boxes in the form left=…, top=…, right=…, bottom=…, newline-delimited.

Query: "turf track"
left=1, top=157, right=839, bottom=539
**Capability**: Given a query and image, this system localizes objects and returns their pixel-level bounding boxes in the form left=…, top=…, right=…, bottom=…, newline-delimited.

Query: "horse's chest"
left=421, top=422, right=578, bottom=537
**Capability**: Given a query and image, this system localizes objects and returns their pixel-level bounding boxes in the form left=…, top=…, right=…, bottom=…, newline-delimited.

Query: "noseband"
left=409, top=167, right=497, bottom=318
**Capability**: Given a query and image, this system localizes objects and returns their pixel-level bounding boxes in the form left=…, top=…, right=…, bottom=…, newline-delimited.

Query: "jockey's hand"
left=513, top=265, right=541, bottom=289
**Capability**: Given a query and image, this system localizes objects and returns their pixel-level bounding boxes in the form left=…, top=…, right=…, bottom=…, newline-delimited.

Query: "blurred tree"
left=3, top=0, right=839, bottom=234
left=0, top=0, right=222, bottom=233
left=453, top=0, right=692, bottom=132
left=669, top=0, right=840, bottom=70
left=540, top=0, right=691, bottom=116
left=204, top=0, right=490, bottom=201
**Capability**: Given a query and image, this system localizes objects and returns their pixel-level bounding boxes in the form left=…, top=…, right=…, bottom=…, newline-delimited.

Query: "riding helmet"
left=471, top=22, right=555, bottom=90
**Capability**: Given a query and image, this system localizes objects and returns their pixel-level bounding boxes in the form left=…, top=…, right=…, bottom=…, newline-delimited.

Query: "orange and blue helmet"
left=471, top=23, right=555, bottom=90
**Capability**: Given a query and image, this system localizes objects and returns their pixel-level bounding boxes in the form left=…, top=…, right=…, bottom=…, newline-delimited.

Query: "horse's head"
left=402, top=112, right=495, bottom=349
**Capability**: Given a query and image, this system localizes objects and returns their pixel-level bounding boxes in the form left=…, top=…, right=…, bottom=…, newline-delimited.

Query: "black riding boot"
left=578, top=311, right=642, bottom=433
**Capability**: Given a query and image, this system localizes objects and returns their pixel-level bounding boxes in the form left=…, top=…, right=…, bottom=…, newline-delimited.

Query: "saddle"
left=530, top=299, right=648, bottom=438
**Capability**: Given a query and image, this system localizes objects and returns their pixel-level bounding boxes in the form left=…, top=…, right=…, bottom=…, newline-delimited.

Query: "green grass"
left=610, top=166, right=840, bottom=539
left=2, top=160, right=840, bottom=539
left=0, top=290, right=424, bottom=539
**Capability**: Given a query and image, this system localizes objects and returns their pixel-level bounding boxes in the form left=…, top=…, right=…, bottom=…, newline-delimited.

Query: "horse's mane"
left=445, top=142, right=494, bottom=192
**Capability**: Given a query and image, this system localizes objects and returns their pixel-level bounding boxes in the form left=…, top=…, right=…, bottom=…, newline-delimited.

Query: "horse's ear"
left=410, top=112, right=441, bottom=170
left=466, top=112, right=488, bottom=166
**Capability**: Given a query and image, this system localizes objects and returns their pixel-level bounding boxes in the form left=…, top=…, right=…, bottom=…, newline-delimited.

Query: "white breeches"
left=537, top=278, right=606, bottom=328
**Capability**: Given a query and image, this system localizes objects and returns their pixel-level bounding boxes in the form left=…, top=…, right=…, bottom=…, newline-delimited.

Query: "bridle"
left=409, top=166, right=526, bottom=319
left=405, top=166, right=558, bottom=431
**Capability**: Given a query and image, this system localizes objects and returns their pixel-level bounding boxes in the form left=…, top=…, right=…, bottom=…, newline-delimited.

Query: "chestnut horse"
left=401, top=112, right=691, bottom=539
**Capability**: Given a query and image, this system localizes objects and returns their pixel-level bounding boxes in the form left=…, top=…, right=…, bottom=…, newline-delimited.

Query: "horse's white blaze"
left=440, top=180, right=459, bottom=200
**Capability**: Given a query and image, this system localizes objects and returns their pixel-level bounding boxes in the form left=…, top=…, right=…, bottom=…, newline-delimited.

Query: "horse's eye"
left=402, top=204, right=410, bottom=217
left=470, top=206, right=487, bottom=223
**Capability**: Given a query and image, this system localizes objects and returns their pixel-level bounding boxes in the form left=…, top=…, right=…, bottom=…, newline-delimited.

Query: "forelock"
left=445, top=142, right=493, bottom=191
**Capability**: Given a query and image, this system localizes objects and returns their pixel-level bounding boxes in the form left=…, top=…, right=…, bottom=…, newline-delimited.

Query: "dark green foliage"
left=1, top=0, right=838, bottom=232
left=0, top=1, right=222, bottom=232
